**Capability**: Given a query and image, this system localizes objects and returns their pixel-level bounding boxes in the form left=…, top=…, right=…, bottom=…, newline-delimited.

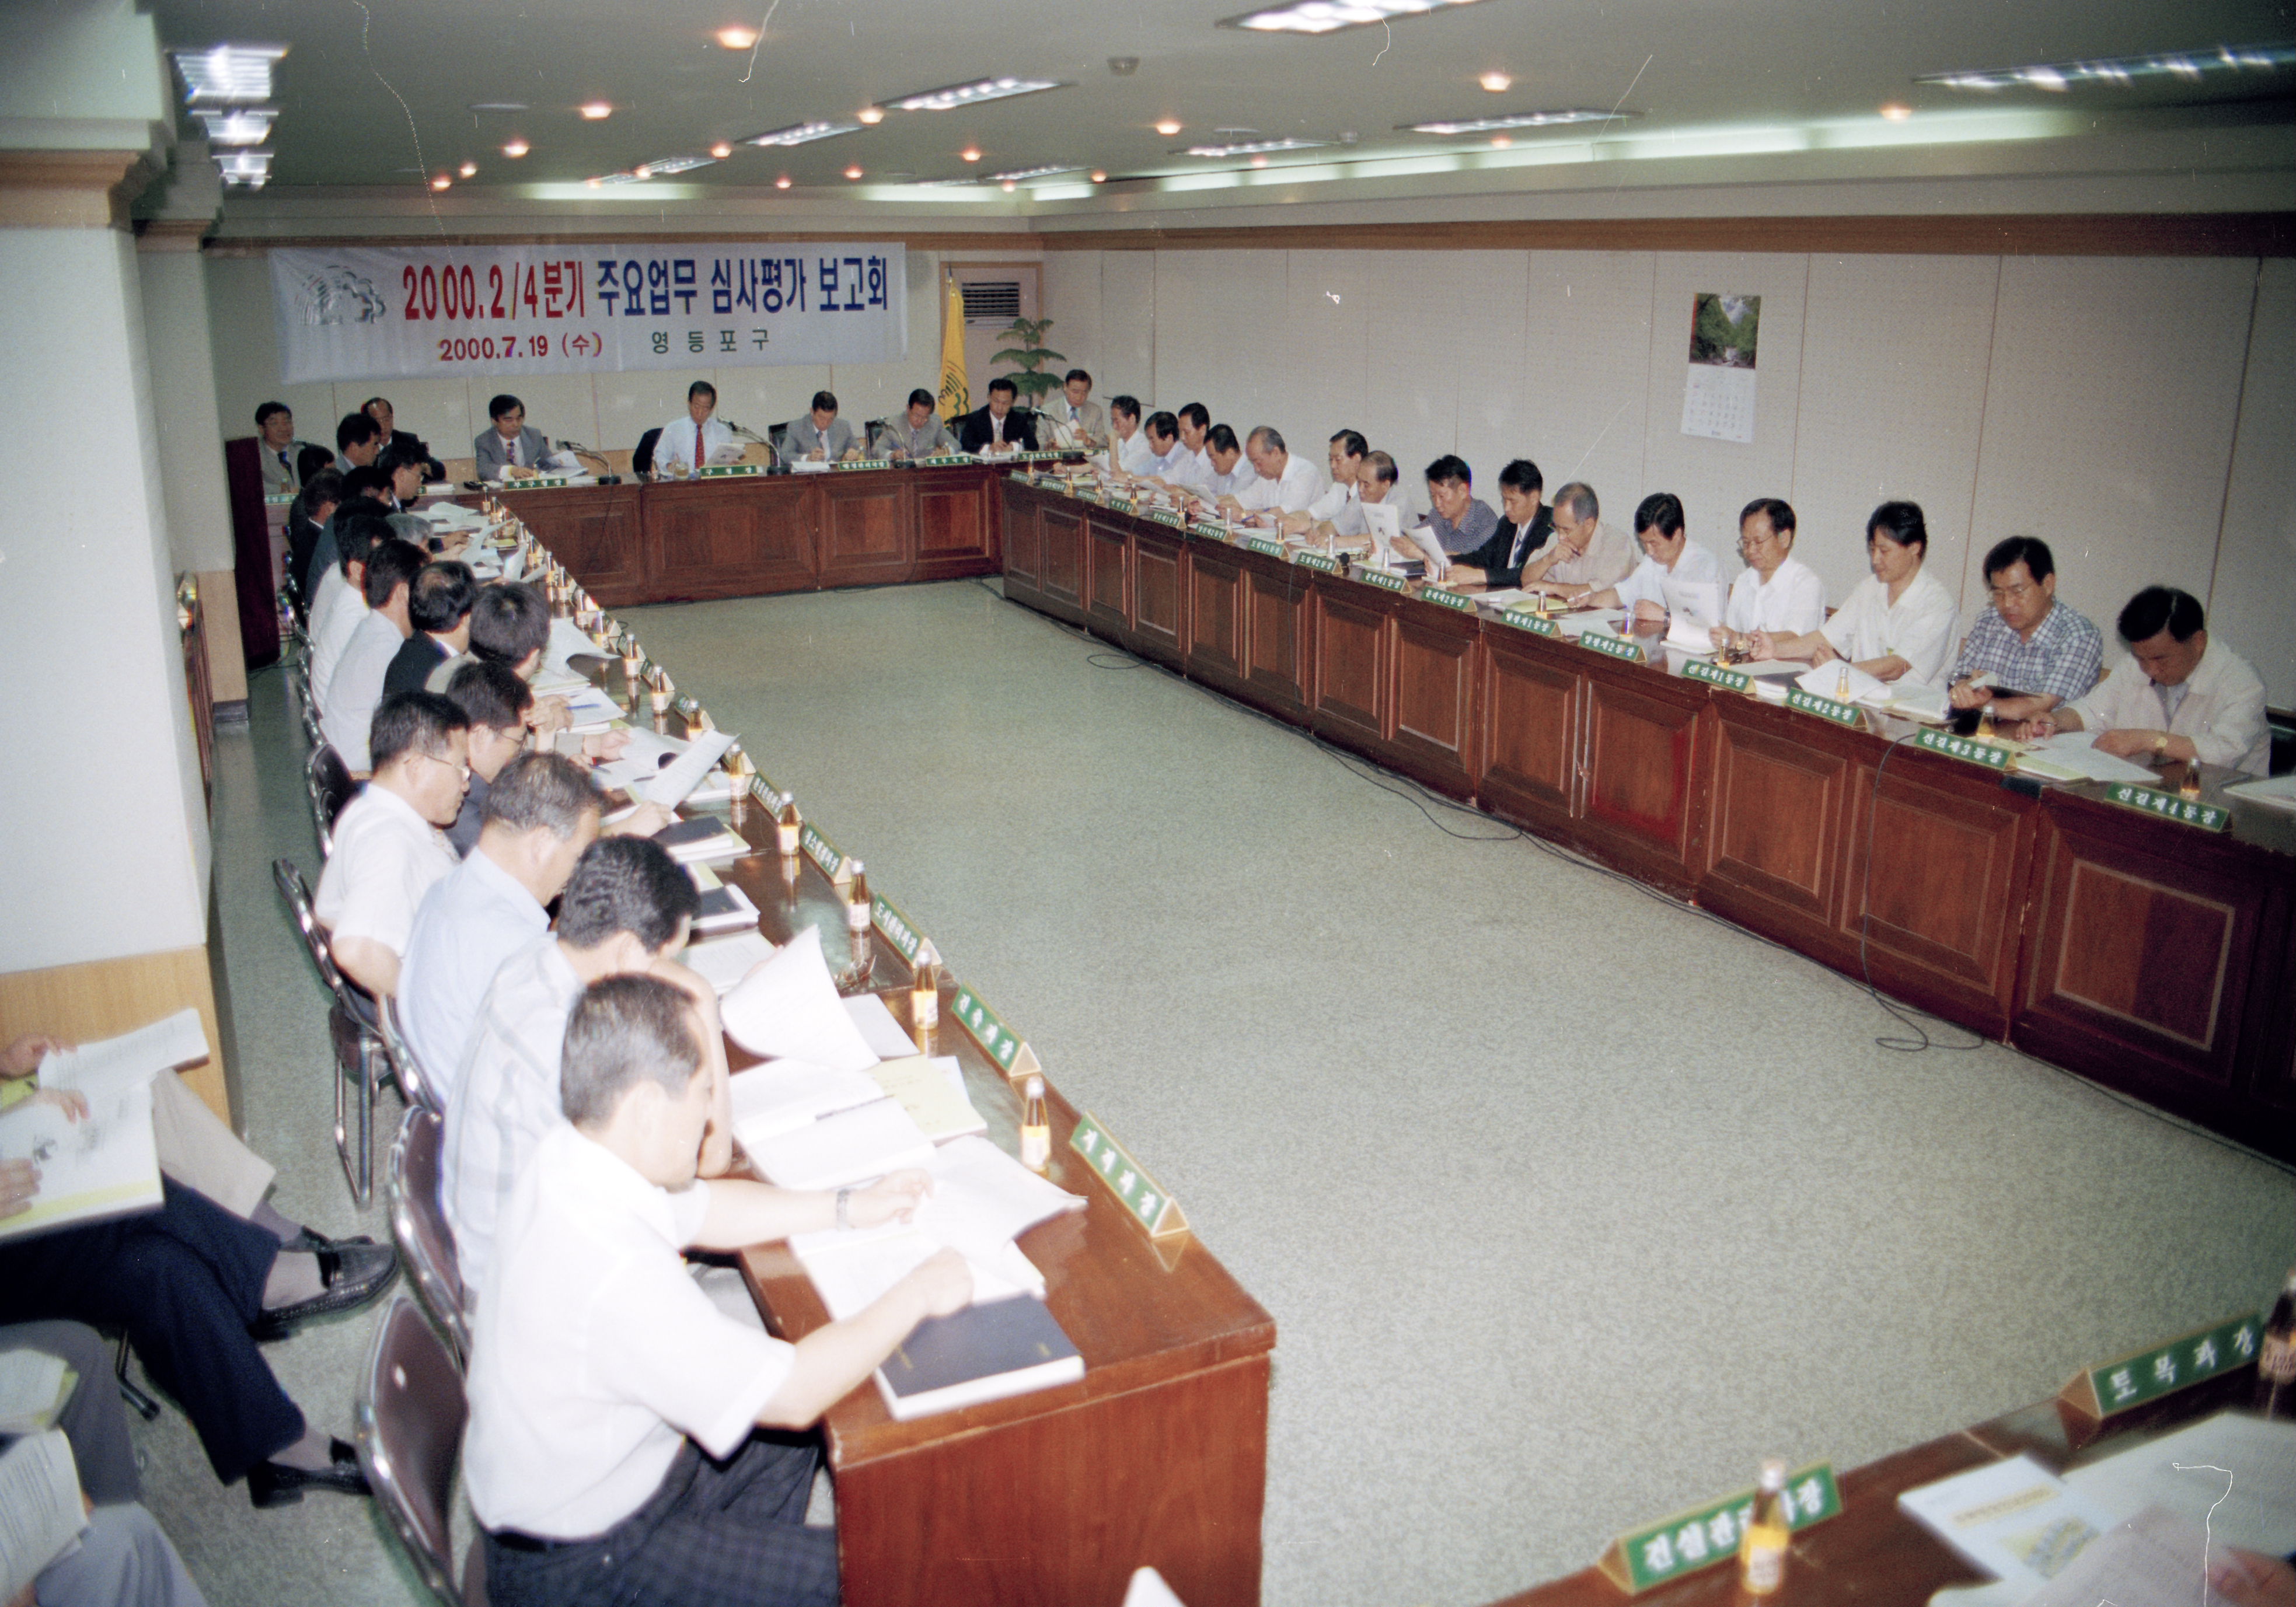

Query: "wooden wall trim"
left=0, top=149, right=156, bottom=230
left=1035, top=212, right=2296, bottom=257
left=0, top=943, right=229, bottom=1122
left=135, top=216, right=213, bottom=253
left=201, top=229, right=1039, bottom=257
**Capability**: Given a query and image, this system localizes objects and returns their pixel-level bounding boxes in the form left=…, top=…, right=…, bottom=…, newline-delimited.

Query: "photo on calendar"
left=1688, top=292, right=1762, bottom=368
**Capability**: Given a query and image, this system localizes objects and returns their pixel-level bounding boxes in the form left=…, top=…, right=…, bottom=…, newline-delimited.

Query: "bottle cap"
left=1024, top=1074, right=1044, bottom=1098
left=1757, top=1457, right=1787, bottom=1487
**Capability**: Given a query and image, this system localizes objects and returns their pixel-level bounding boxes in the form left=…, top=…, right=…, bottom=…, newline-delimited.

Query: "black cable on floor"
left=1858, top=733, right=1988, bottom=1056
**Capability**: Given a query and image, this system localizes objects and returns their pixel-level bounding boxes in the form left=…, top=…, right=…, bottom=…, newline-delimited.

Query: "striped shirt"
left=1951, top=599, right=2103, bottom=704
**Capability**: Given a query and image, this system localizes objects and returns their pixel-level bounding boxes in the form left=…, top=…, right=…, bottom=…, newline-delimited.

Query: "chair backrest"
left=381, top=993, right=444, bottom=1115
left=273, top=857, right=350, bottom=998
left=387, top=1108, right=470, bottom=1361
left=355, top=1295, right=473, bottom=1607
left=310, top=745, right=357, bottom=857
left=632, top=425, right=662, bottom=476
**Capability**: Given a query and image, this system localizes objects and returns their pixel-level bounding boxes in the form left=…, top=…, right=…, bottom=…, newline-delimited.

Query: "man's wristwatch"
left=2154, top=732, right=2171, bottom=757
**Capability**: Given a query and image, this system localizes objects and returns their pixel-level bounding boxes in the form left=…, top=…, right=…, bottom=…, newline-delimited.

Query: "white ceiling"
left=148, top=0, right=2295, bottom=204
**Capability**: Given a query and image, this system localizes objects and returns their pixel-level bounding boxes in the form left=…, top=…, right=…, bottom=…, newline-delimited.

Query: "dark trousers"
left=0, top=1178, right=301, bottom=1482
left=485, top=1434, right=839, bottom=1607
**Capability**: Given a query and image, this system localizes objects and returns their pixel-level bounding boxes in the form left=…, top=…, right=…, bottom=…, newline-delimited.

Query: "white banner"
left=270, top=242, right=907, bottom=383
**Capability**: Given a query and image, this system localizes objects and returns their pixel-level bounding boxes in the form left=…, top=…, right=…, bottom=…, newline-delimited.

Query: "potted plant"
left=989, top=316, right=1067, bottom=408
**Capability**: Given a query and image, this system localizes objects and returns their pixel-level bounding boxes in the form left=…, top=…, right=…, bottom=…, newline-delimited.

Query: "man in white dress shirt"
left=1713, top=497, right=1825, bottom=652
left=463, top=975, right=966, bottom=1607
left=1163, top=402, right=1214, bottom=492
left=1136, top=411, right=1190, bottom=481
left=321, top=538, right=427, bottom=773
left=399, top=752, right=601, bottom=1105
left=1582, top=492, right=1725, bottom=623
left=1751, top=501, right=1960, bottom=687
left=651, top=381, right=735, bottom=476
left=2024, top=587, right=2270, bottom=776
left=1199, top=424, right=1261, bottom=505
left=1234, top=426, right=1328, bottom=518
left=1300, top=430, right=1370, bottom=537
left=783, top=390, right=860, bottom=461
left=313, top=694, right=469, bottom=1000
left=1106, top=396, right=1154, bottom=475
left=308, top=513, right=394, bottom=704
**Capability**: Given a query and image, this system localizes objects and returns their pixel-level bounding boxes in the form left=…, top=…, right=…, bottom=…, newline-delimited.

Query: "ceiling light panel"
left=1180, top=136, right=1331, bottom=156
left=633, top=155, right=717, bottom=176
left=887, top=76, right=1065, bottom=111
left=744, top=120, right=861, bottom=147
left=170, top=44, right=285, bottom=102
left=1218, top=0, right=1493, bottom=36
left=214, top=149, right=273, bottom=187
left=1917, top=41, right=2296, bottom=92
left=1404, top=107, right=1638, bottom=134
left=194, top=106, right=276, bottom=145
left=985, top=164, right=1080, bottom=182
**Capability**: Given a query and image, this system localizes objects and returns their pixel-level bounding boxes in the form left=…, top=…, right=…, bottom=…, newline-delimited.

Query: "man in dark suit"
left=384, top=561, right=478, bottom=696
left=954, top=376, right=1039, bottom=455
left=474, top=393, right=553, bottom=478
left=287, top=470, right=344, bottom=619
left=1450, top=459, right=1556, bottom=590
left=363, top=396, right=445, bottom=481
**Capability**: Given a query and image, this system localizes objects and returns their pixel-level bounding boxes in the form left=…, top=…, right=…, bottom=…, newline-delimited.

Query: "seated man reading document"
left=364, top=396, right=445, bottom=482
left=2019, top=586, right=2270, bottom=775
left=955, top=376, right=1038, bottom=456
left=312, top=693, right=470, bottom=1000
left=1107, top=394, right=1154, bottom=476
left=1300, top=429, right=1370, bottom=539
left=383, top=560, right=477, bottom=697
left=335, top=411, right=383, bottom=474
left=1577, top=492, right=1722, bottom=623
left=1044, top=368, right=1105, bottom=448
left=1945, top=535, right=2103, bottom=721
left=320, top=538, right=429, bottom=773
left=1161, top=403, right=1214, bottom=492
left=1446, top=459, right=1553, bottom=589
left=1198, top=424, right=1259, bottom=504
left=464, top=974, right=968, bottom=1607
left=1517, top=483, right=1634, bottom=599
left=1407, top=456, right=1499, bottom=559
left=1235, top=426, right=1328, bottom=522
left=873, top=389, right=958, bottom=460
left=1711, top=498, right=1825, bottom=655
left=1750, top=501, right=1958, bottom=686
left=475, top=394, right=552, bottom=479
left=652, top=381, right=737, bottom=476
left=784, top=390, right=860, bottom=461
left=1135, top=411, right=1190, bottom=483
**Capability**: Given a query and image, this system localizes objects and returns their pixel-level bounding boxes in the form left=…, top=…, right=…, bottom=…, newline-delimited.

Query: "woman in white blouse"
left=1750, top=500, right=1959, bottom=687
left=1712, top=497, right=1824, bottom=655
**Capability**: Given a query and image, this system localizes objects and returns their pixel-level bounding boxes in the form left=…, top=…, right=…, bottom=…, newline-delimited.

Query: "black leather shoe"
left=252, top=1241, right=399, bottom=1340
left=284, top=1227, right=380, bottom=1255
left=248, top=1437, right=370, bottom=1508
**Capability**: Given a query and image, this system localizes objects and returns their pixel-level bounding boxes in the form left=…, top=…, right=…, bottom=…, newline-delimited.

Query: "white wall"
left=1042, top=244, right=2292, bottom=704
left=138, top=247, right=236, bottom=572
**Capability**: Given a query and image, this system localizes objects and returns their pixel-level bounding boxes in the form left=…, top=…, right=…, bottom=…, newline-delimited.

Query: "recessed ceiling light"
left=1218, top=0, right=1494, bottom=36
left=1879, top=102, right=1912, bottom=120
left=960, top=146, right=982, bottom=162
left=193, top=106, right=276, bottom=145
left=470, top=102, right=528, bottom=113
left=1916, top=41, right=2296, bottom=92
left=170, top=44, right=286, bottom=103
left=744, top=120, right=861, bottom=147
left=1401, top=107, right=1635, bottom=134
left=458, top=160, right=478, bottom=177
left=986, top=163, right=1080, bottom=182
left=1180, top=135, right=1330, bottom=157
left=886, top=76, right=1065, bottom=112
left=1109, top=57, right=1139, bottom=76
left=710, top=141, right=734, bottom=158
left=212, top=148, right=272, bottom=187
left=1154, top=118, right=1182, bottom=135
left=715, top=25, right=759, bottom=48
left=430, top=174, right=452, bottom=190
left=774, top=174, right=792, bottom=188
left=1479, top=71, right=1512, bottom=92
left=1489, top=134, right=1510, bottom=146
left=1090, top=169, right=1108, bottom=182
left=580, top=102, right=613, bottom=120
left=1249, top=155, right=1268, bottom=167
left=502, top=138, right=530, bottom=158
left=845, top=165, right=864, bottom=179
left=857, top=106, right=885, bottom=124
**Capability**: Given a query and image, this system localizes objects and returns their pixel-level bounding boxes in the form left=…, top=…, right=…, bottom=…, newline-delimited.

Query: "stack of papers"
left=742, top=1096, right=936, bottom=1190
left=1887, top=680, right=1953, bottom=723
left=1897, top=1454, right=2116, bottom=1588
left=868, top=1056, right=985, bottom=1141
left=0, top=1351, right=71, bottom=1435
left=2226, top=773, right=2296, bottom=812
left=720, top=928, right=880, bottom=1071
left=651, top=815, right=747, bottom=865
left=1796, top=660, right=1890, bottom=708
left=1552, top=610, right=1626, bottom=639
left=728, top=1058, right=885, bottom=1145
left=0, top=1431, right=86, bottom=1600
left=0, top=1011, right=206, bottom=1244
left=682, top=930, right=776, bottom=995
left=689, top=873, right=762, bottom=935
left=546, top=617, right=606, bottom=672
left=643, top=728, right=737, bottom=808
left=2013, top=733, right=2159, bottom=785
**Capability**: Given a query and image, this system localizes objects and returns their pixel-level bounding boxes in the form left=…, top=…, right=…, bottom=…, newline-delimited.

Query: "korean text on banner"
left=270, top=243, right=908, bottom=383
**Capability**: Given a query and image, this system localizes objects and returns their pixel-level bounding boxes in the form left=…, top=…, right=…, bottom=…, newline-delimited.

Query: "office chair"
left=386, top=1108, right=469, bottom=1363
left=308, top=745, right=357, bottom=858
left=632, top=426, right=662, bottom=477
left=273, top=857, right=390, bottom=1207
left=355, top=1297, right=484, bottom=1607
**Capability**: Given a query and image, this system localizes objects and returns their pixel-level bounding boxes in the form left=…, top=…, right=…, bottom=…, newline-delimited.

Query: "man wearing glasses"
left=1946, top=536, right=2102, bottom=723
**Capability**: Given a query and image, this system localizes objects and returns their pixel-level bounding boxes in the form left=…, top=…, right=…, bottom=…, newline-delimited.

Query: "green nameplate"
left=1069, top=1112, right=1189, bottom=1236
left=1291, top=549, right=1341, bottom=574
left=915, top=455, right=973, bottom=468
left=2102, top=781, right=2229, bottom=833
left=1243, top=536, right=1286, bottom=558
left=507, top=475, right=573, bottom=488
left=1682, top=658, right=1751, bottom=693
left=798, top=823, right=848, bottom=881
left=264, top=492, right=295, bottom=506
left=2064, top=1312, right=2262, bottom=1420
left=1109, top=496, right=1136, bottom=515
left=1599, top=1464, right=1841, bottom=1592
left=695, top=464, right=761, bottom=478
left=1786, top=686, right=1864, bottom=726
left=746, top=774, right=791, bottom=813
left=1915, top=726, right=2009, bottom=771
left=1192, top=521, right=1235, bottom=543
left=1014, top=450, right=1068, bottom=463
left=949, top=983, right=1028, bottom=1075
left=1355, top=566, right=1409, bottom=594
left=868, top=895, right=930, bottom=966
left=1419, top=586, right=1475, bottom=614
left=1077, top=488, right=1106, bottom=505
left=1578, top=628, right=1645, bottom=662
left=1501, top=607, right=1561, bottom=638
left=1146, top=508, right=1186, bottom=529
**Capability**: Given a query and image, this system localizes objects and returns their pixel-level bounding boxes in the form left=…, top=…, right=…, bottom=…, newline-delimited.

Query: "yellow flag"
left=938, top=273, right=969, bottom=421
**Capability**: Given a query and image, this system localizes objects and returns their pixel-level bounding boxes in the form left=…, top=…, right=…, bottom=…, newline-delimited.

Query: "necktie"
left=507, top=435, right=517, bottom=467
left=278, top=449, right=292, bottom=481
left=695, top=421, right=704, bottom=466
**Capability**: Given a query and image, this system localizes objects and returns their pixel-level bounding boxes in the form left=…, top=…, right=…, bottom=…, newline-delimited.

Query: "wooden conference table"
left=561, top=647, right=1275, bottom=1607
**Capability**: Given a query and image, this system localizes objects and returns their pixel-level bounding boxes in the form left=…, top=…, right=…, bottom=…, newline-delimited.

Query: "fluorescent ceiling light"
left=886, top=76, right=1065, bottom=111
left=744, top=120, right=861, bottom=147
left=588, top=171, right=651, bottom=187
left=194, top=106, right=277, bottom=145
left=1218, top=0, right=1492, bottom=36
left=170, top=44, right=285, bottom=103
left=1180, top=136, right=1331, bottom=156
left=469, top=102, right=528, bottom=113
left=1404, top=107, right=1634, bottom=134
left=985, top=164, right=1080, bottom=182
left=1917, top=41, right=2296, bottom=91
left=633, top=155, right=717, bottom=176
left=213, top=148, right=273, bottom=187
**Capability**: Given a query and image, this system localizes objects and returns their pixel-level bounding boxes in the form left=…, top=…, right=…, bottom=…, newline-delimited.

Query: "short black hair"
left=376, top=445, right=426, bottom=480
left=296, top=445, right=338, bottom=485
left=469, top=581, right=550, bottom=668
left=1867, top=501, right=1928, bottom=554
left=557, top=836, right=700, bottom=952
left=810, top=390, right=838, bottom=414
left=368, top=691, right=467, bottom=774
left=560, top=974, right=705, bottom=1127
left=1146, top=411, right=1179, bottom=443
left=445, top=657, right=533, bottom=732
left=1635, top=491, right=1686, bottom=538
left=336, top=510, right=397, bottom=577
left=688, top=380, right=717, bottom=403
left=1365, top=450, right=1399, bottom=487
left=336, top=412, right=383, bottom=453
left=341, top=464, right=390, bottom=502
left=1177, top=402, right=1209, bottom=432
left=1553, top=482, right=1598, bottom=522
left=1063, top=368, right=1091, bottom=387
left=1247, top=425, right=1286, bottom=456
left=1206, top=422, right=1240, bottom=455
left=362, top=538, right=428, bottom=608
left=906, top=387, right=935, bottom=410
left=295, top=470, right=346, bottom=521
left=986, top=376, right=1017, bottom=399
left=1984, top=534, right=2055, bottom=585
left=481, top=750, right=599, bottom=838
left=1423, top=454, right=1471, bottom=488
left=409, top=561, right=477, bottom=634
left=1740, top=497, right=1796, bottom=537
left=1110, top=395, right=1141, bottom=424
left=1330, top=429, right=1368, bottom=461
left=487, top=393, right=523, bottom=422
left=255, top=400, right=289, bottom=428
left=1498, top=459, right=1543, bottom=496
left=2117, top=585, right=2206, bottom=644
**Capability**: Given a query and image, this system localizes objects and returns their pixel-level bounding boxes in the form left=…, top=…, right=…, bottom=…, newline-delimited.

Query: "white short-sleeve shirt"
left=1613, top=539, right=1724, bottom=615
left=321, top=612, right=406, bottom=771
left=1114, top=430, right=1156, bottom=475
left=1723, top=556, right=1826, bottom=636
left=1235, top=453, right=1328, bottom=515
left=464, top=1123, right=793, bottom=1539
left=312, top=784, right=457, bottom=956
left=2064, top=638, right=2270, bottom=777
left=308, top=583, right=370, bottom=708
left=1817, top=567, right=1959, bottom=688
left=398, top=847, right=550, bottom=1110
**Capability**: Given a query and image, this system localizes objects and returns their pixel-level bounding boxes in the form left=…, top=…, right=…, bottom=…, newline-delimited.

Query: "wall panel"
left=1522, top=250, right=1655, bottom=518
left=2206, top=257, right=2294, bottom=704
left=1041, top=248, right=1104, bottom=396
left=1099, top=250, right=1159, bottom=404
left=1153, top=250, right=1290, bottom=441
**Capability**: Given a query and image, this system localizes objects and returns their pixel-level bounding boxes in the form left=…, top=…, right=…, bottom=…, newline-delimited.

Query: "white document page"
left=644, top=728, right=737, bottom=808
left=2062, top=1411, right=2296, bottom=1557
left=680, top=931, right=775, bottom=996
left=37, top=1008, right=208, bottom=1102
left=2225, top=773, right=2296, bottom=811
left=727, top=1058, right=885, bottom=1145
left=719, top=927, right=881, bottom=1072
left=2018, top=1505, right=2237, bottom=1607
left=794, top=1225, right=1041, bottom=1319
left=0, top=1350, right=68, bottom=1436
left=2014, top=732, right=2168, bottom=786
left=0, top=1430, right=86, bottom=1600
left=843, top=994, right=920, bottom=1060
left=1797, top=660, right=1891, bottom=708
left=545, top=617, right=604, bottom=673
left=0, top=1079, right=162, bottom=1243
left=741, top=1096, right=933, bottom=1190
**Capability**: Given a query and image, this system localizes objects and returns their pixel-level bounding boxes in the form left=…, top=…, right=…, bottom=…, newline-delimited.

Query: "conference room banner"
left=269, top=242, right=908, bottom=383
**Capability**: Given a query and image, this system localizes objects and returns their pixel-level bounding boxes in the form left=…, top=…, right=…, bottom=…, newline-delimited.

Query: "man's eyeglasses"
left=410, top=750, right=470, bottom=781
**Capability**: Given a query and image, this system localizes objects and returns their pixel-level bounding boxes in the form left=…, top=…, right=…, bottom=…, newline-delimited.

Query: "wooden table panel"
left=1132, top=527, right=1187, bottom=668
left=645, top=477, right=815, bottom=600
left=913, top=470, right=996, bottom=582
left=1086, top=516, right=1132, bottom=636
left=1188, top=549, right=1248, bottom=689
left=1242, top=563, right=1310, bottom=714
left=500, top=483, right=647, bottom=605
left=819, top=474, right=911, bottom=588
left=1039, top=504, right=1086, bottom=616
left=1576, top=662, right=1708, bottom=893
left=1390, top=605, right=1480, bottom=795
left=1477, top=632, right=1579, bottom=837
left=1308, top=584, right=1389, bottom=746
left=1702, top=702, right=1854, bottom=941
left=1003, top=485, right=1044, bottom=593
